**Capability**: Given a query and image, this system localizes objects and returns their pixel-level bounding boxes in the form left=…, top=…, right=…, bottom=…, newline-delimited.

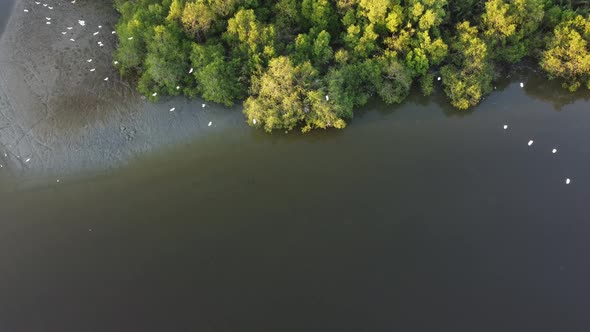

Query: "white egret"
left=98, top=25, right=102, bottom=28
left=128, top=37, right=133, bottom=40
left=152, top=92, right=157, bottom=97
left=113, top=61, right=118, bottom=65
left=46, top=22, right=51, bottom=25
left=503, top=124, right=508, bottom=130
left=208, top=121, right=212, bottom=127
left=253, top=119, right=257, bottom=124
left=552, top=148, right=557, bottom=154
left=48, top=6, right=53, bottom=9
left=104, top=77, right=109, bottom=81
left=189, top=67, right=193, bottom=74
left=169, top=107, right=175, bottom=112
left=566, top=178, right=571, bottom=184
left=90, top=68, right=95, bottom=72
left=35, top=2, right=40, bottom=4
left=325, top=95, right=329, bottom=101
left=70, top=38, right=75, bottom=41
left=437, top=76, right=441, bottom=81
left=93, top=31, right=99, bottom=36
left=61, top=31, right=66, bottom=35
left=25, top=158, right=31, bottom=163
left=87, top=59, right=92, bottom=62
left=71, top=0, right=76, bottom=3
left=78, top=20, right=85, bottom=26
left=528, top=140, right=534, bottom=146
left=202, top=103, right=206, bottom=108
left=67, top=27, right=73, bottom=30
left=520, top=82, right=524, bottom=88
left=24, top=9, right=29, bottom=12
left=176, top=86, right=180, bottom=90
left=43, top=3, right=47, bottom=6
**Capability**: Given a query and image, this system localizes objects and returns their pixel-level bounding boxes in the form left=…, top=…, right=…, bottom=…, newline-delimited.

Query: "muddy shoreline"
left=0, top=0, right=244, bottom=183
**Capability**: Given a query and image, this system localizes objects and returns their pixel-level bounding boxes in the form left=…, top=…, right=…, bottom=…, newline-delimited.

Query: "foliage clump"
left=113, top=0, right=590, bottom=132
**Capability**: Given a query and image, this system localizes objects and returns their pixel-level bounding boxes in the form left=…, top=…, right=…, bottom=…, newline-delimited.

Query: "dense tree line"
left=113, top=0, right=590, bottom=132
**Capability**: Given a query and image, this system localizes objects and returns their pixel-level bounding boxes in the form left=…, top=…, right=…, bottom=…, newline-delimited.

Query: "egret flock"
left=14, top=2, right=573, bottom=187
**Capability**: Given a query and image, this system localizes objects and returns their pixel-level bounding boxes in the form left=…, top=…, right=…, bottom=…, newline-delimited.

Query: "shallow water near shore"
left=2, top=2, right=590, bottom=331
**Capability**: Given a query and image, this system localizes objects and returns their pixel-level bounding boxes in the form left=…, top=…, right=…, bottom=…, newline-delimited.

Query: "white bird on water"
left=90, top=68, right=95, bottom=72
left=208, top=121, right=212, bottom=127
left=25, top=158, right=31, bottom=163
left=189, top=67, right=193, bottom=74
left=98, top=25, right=102, bottom=29
left=112, top=31, right=116, bottom=34
left=104, top=77, right=109, bottom=81
left=67, top=26, right=73, bottom=30
left=46, top=22, right=51, bottom=25
left=520, top=82, right=524, bottom=88
left=202, top=103, right=206, bottom=108
left=528, top=140, right=534, bottom=146
left=552, top=148, right=558, bottom=154
left=70, top=38, right=75, bottom=41
left=566, top=178, right=571, bottom=185
left=93, top=31, right=99, bottom=36
left=35, top=2, right=40, bottom=4
left=78, top=20, right=85, bottom=26
left=46, top=17, right=51, bottom=20
left=71, top=0, right=76, bottom=3
left=61, top=31, right=66, bottom=35
left=503, top=124, right=508, bottom=130
left=169, top=107, right=175, bottom=112
left=48, top=6, right=53, bottom=9
left=24, top=9, right=29, bottom=12
left=87, top=59, right=92, bottom=62
left=43, top=3, right=47, bottom=6
left=152, top=92, right=157, bottom=97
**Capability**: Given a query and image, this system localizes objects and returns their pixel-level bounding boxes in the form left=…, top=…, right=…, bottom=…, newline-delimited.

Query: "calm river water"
left=2, top=4, right=590, bottom=331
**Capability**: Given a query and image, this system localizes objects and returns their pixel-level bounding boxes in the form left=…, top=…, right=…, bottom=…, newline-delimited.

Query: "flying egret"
left=208, top=121, right=212, bottom=127
left=46, top=17, right=51, bottom=20
left=189, top=68, right=193, bottom=74
left=170, top=107, right=175, bottom=112
left=552, top=148, right=557, bottom=154
left=104, top=77, right=109, bottom=81
left=566, top=178, right=571, bottom=184
left=35, top=2, right=40, bottom=4
left=61, top=31, right=66, bottom=34
left=78, top=20, right=85, bottom=26
left=528, top=140, right=534, bottom=146
left=25, top=158, right=31, bottom=163
left=503, top=124, right=508, bottom=130
left=46, top=22, right=51, bottom=25
left=43, top=3, right=47, bottom=6
left=520, top=82, right=524, bottom=88
left=71, top=0, right=76, bottom=3
left=90, top=68, right=95, bottom=72
left=70, top=38, right=75, bottom=41
left=67, top=27, right=73, bottom=30
left=152, top=92, right=157, bottom=97
left=48, top=6, right=53, bottom=9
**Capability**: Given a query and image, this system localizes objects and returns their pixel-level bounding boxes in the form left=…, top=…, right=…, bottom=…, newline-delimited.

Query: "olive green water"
left=2, top=71, right=590, bottom=331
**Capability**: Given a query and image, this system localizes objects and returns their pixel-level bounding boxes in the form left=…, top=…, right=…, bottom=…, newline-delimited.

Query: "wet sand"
left=0, top=0, right=244, bottom=182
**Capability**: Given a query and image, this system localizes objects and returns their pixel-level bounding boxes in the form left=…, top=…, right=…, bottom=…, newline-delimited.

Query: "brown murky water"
left=1, top=3, right=590, bottom=331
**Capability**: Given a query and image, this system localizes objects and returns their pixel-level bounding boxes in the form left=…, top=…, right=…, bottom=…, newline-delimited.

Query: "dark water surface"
left=0, top=0, right=15, bottom=37
left=2, top=58, right=590, bottom=331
